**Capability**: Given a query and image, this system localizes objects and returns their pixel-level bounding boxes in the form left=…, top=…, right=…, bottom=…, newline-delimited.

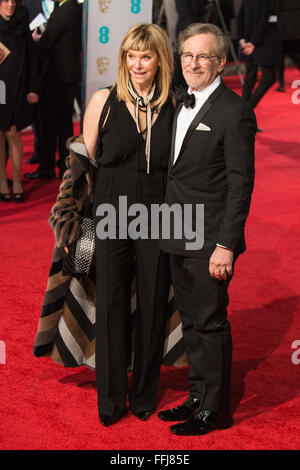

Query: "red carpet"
left=0, top=69, right=300, bottom=450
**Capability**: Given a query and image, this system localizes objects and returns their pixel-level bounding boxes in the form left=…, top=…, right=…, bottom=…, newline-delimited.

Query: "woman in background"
left=0, top=0, right=39, bottom=202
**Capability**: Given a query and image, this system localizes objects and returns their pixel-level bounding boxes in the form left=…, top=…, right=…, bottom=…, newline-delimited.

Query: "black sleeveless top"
left=94, top=90, right=174, bottom=209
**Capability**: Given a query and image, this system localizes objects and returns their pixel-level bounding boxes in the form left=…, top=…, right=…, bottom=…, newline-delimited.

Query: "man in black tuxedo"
left=158, top=23, right=256, bottom=436
left=22, top=0, right=54, bottom=23
left=277, top=0, right=300, bottom=91
left=237, top=0, right=281, bottom=110
left=24, top=0, right=82, bottom=180
left=175, top=0, right=207, bottom=36
left=22, top=1, right=54, bottom=165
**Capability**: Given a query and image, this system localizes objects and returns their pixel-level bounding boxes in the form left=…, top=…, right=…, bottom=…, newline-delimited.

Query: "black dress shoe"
left=99, top=408, right=128, bottom=427
left=157, top=396, right=201, bottom=422
left=26, top=155, right=40, bottom=164
left=24, top=169, right=56, bottom=180
left=170, top=410, right=233, bottom=436
left=132, top=410, right=153, bottom=421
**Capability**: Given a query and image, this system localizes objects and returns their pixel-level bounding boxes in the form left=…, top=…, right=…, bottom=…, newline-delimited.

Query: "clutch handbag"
left=74, top=216, right=95, bottom=274
left=62, top=215, right=96, bottom=278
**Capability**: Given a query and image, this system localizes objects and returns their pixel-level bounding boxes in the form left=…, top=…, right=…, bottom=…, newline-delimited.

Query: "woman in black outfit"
left=83, top=23, right=174, bottom=426
left=0, top=0, right=39, bottom=202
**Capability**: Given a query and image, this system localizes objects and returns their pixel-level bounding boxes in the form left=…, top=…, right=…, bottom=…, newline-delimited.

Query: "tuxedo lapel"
left=169, top=103, right=183, bottom=170
left=172, top=81, right=226, bottom=169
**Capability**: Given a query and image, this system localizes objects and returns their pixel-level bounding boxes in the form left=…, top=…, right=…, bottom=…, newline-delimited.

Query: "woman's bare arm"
left=83, top=88, right=110, bottom=159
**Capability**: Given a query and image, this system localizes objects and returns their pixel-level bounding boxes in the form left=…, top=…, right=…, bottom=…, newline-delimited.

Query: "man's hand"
left=0, top=48, right=6, bottom=64
left=32, top=27, right=42, bottom=42
left=242, top=42, right=255, bottom=55
left=27, top=93, right=39, bottom=104
left=209, top=246, right=234, bottom=281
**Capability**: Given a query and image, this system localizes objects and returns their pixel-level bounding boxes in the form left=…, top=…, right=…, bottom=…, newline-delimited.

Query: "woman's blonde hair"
left=117, top=23, right=174, bottom=110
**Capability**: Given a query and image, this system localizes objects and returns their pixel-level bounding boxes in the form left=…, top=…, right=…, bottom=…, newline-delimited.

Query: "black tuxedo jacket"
left=22, top=0, right=45, bottom=23
left=175, top=0, right=206, bottom=36
left=278, top=0, right=300, bottom=41
left=38, top=0, right=82, bottom=85
left=237, top=0, right=280, bottom=66
left=159, top=81, right=257, bottom=259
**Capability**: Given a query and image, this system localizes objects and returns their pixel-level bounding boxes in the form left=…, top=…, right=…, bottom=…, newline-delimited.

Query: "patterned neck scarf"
left=128, top=81, right=156, bottom=174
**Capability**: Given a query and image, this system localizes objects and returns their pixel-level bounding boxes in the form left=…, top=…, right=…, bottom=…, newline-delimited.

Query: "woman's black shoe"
left=13, top=192, right=24, bottom=203
left=0, top=193, right=12, bottom=202
left=132, top=410, right=153, bottom=421
left=99, top=408, right=128, bottom=426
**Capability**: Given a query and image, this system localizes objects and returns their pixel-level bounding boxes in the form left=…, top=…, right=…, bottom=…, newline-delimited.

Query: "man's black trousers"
left=170, top=254, right=235, bottom=412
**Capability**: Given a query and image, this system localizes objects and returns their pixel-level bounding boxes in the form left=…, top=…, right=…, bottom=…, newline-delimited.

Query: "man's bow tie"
left=183, top=93, right=196, bottom=109
left=175, top=88, right=196, bottom=109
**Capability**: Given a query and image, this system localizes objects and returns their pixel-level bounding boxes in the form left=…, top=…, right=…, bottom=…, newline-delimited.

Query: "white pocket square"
left=196, top=123, right=211, bottom=131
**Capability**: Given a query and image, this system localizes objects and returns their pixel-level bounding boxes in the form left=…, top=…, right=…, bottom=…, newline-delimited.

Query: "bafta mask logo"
left=98, top=0, right=112, bottom=13
left=97, top=57, right=110, bottom=75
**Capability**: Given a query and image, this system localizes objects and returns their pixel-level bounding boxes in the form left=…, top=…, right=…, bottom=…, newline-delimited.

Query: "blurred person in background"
left=237, top=0, right=281, bottom=127
left=22, top=0, right=55, bottom=163
left=24, top=0, right=82, bottom=181
left=22, top=0, right=54, bottom=23
left=0, top=0, right=39, bottom=202
left=276, top=0, right=300, bottom=92
left=173, top=0, right=207, bottom=88
left=175, top=0, right=207, bottom=37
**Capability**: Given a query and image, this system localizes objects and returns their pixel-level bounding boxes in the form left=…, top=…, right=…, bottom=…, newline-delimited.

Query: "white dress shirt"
left=173, top=75, right=221, bottom=165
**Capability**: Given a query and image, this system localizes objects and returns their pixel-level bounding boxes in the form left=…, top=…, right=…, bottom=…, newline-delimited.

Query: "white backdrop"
left=82, top=0, right=153, bottom=111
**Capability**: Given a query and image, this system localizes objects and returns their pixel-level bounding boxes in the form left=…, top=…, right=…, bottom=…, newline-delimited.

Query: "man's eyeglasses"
left=179, top=53, right=218, bottom=65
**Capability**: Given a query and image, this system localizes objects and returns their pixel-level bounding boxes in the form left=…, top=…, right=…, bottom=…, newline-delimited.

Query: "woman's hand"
left=27, top=93, right=39, bottom=104
left=64, top=246, right=69, bottom=254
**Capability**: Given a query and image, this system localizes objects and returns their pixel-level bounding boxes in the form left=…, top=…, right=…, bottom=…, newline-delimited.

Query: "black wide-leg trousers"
left=95, top=235, right=170, bottom=418
left=170, top=255, right=234, bottom=412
